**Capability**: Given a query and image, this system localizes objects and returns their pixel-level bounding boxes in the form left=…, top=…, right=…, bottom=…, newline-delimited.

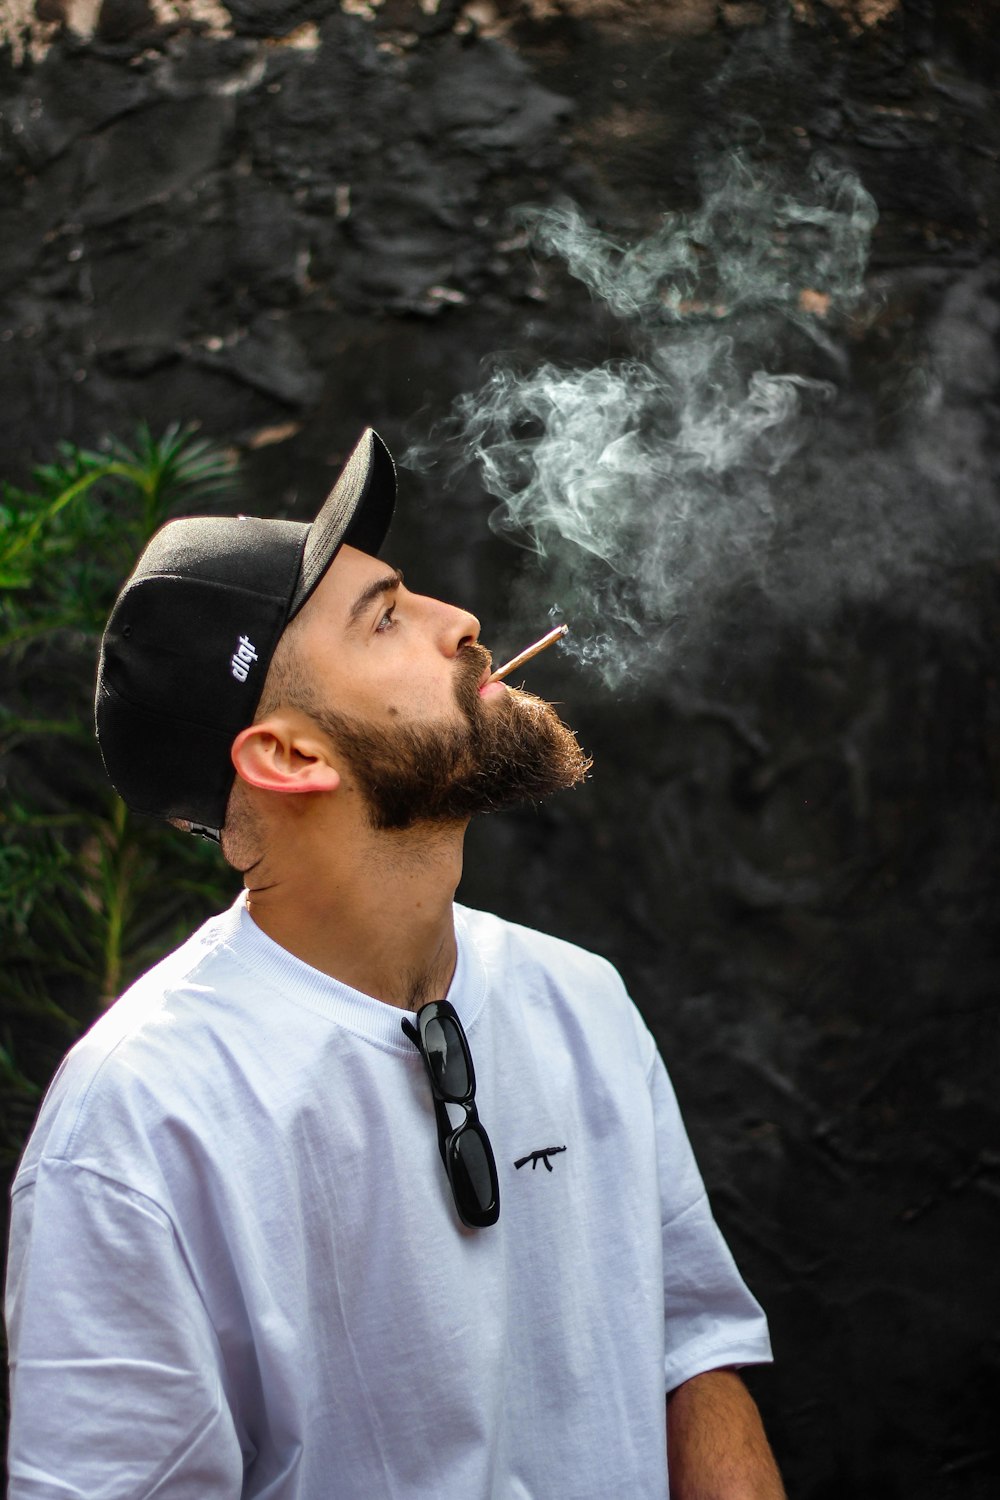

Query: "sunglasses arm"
left=400, top=1017, right=420, bottom=1048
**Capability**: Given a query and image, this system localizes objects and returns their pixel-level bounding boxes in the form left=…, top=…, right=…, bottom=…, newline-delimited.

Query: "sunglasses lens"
left=422, top=1014, right=471, bottom=1100
left=450, top=1124, right=499, bottom=1226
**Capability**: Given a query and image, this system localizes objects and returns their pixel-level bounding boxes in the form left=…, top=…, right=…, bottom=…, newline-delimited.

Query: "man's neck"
left=243, top=818, right=467, bottom=1011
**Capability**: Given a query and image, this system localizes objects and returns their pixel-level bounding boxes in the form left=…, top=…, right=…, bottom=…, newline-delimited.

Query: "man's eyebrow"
left=346, top=567, right=404, bottom=629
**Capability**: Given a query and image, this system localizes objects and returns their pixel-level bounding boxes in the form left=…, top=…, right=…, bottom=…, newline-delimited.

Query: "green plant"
left=0, top=424, right=242, bottom=1166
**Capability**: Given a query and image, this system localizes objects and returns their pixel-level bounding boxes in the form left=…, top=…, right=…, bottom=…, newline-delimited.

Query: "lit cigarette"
left=488, top=624, right=569, bottom=682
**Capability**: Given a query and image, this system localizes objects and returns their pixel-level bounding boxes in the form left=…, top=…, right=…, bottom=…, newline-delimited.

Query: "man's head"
left=96, top=430, right=588, bottom=853
left=95, top=428, right=396, bottom=838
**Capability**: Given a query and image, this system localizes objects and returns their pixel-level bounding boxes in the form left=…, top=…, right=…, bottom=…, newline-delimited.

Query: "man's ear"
left=231, top=714, right=341, bottom=797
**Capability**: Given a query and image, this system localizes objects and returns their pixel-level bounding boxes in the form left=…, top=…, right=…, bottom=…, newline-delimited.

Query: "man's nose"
left=445, top=603, right=481, bottom=654
left=423, top=595, right=480, bottom=654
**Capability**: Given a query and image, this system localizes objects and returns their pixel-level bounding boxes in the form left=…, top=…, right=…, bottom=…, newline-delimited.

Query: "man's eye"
left=375, top=605, right=396, bottom=633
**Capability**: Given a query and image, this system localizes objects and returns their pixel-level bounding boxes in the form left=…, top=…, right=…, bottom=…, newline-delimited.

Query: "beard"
left=310, top=643, right=591, bottom=831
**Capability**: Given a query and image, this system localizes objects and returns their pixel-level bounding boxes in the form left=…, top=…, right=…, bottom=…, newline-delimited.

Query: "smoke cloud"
left=408, top=153, right=998, bottom=688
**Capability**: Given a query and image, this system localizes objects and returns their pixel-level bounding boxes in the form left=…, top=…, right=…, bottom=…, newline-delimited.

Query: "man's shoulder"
left=457, top=904, right=631, bottom=1003
left=458, top=905, right=657, bottom=1078
left=81, top=896, right=246, bottom=1057
left=459, top=902, right=614, bottom=962
left=13, top=899, right=247, bottom=1185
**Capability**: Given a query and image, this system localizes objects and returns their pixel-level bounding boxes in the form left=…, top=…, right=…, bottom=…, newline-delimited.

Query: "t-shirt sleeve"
left=5, top=1157, right=245, bottom=1498
left=649, top=1051, right=774, bottom=1392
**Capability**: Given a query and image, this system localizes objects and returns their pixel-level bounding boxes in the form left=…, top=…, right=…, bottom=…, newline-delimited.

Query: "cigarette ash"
left=407, top=152, right=1000, bottom=690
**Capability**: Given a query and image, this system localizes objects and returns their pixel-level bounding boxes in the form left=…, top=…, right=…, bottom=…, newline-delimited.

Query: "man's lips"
left=477, top=665, right=506, bottom=698
left=457, top=644, right=500, bottom=703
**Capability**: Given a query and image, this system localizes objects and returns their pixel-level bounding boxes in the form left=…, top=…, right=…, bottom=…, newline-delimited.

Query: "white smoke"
left=407, top=153, right=998, bottom=688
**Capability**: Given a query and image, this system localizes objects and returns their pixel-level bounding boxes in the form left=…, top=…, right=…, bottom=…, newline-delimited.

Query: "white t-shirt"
left=6, top=896, right=772, bottom=1498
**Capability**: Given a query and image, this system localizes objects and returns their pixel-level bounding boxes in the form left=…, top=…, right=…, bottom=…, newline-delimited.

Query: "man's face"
left=280, top=546, right=590, bottom=828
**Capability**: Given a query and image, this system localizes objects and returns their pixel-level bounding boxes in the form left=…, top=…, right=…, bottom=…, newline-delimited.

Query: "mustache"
left=455, top=642, right=493, bottom=714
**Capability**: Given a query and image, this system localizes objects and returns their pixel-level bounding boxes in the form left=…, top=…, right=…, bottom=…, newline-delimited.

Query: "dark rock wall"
left=2, top=2, right=999, bottom=1494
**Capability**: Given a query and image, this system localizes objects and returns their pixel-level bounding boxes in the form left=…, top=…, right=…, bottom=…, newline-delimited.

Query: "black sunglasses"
left=401, top=1000, right=500, bottom=1229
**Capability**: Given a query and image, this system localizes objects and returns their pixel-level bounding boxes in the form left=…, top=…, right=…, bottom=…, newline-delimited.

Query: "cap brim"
left=291, top=427, right=396, bottom=618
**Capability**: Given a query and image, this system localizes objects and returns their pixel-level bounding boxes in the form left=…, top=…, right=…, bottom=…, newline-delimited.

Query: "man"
left=5, top=429, right=785, bottom=1497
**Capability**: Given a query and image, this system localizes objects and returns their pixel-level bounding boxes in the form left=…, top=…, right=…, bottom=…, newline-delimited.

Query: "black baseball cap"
left=95, top=427, right=396, bottom=839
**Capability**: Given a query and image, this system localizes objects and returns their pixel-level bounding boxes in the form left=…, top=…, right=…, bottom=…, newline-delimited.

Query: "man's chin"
left=312, top=685, right=591, bottom=832
left=443, top=686, right=592, bottom=818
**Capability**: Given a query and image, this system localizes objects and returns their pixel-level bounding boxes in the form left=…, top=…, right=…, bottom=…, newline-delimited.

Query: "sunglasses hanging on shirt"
left=402, top=1000, right=500, bottom=1229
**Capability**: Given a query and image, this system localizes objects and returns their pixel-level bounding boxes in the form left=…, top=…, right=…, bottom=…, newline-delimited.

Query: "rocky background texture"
left=1, top=1, right=999, bottom=1494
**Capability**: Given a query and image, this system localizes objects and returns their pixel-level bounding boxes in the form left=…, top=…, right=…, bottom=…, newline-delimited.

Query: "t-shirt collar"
left=213, top=891, right=487, bottom=1053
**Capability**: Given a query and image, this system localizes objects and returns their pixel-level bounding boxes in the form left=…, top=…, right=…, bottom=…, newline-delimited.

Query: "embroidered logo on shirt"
left=514, top=1145, right=567, bottom=1173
